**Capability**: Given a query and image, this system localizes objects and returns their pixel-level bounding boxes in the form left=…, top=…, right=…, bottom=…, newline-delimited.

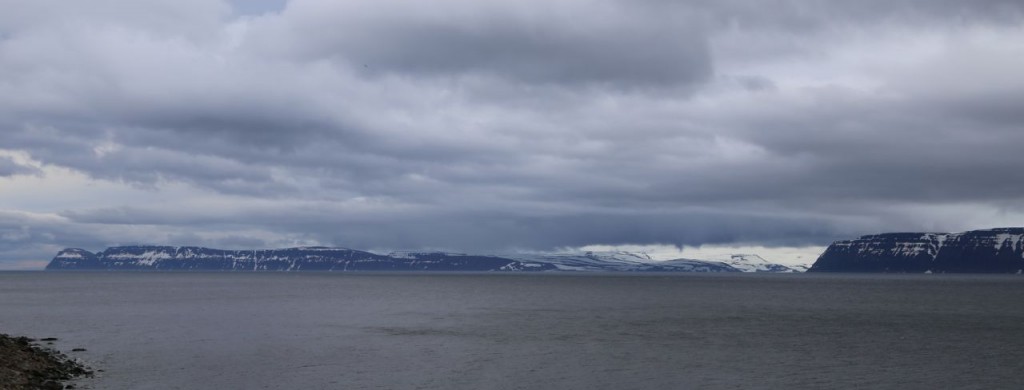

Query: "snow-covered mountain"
left=46, top=246, right=554, bottom=272
left=47, top=246, right=801, bottom=273
left=695, top=254, right=802, bottom=273
left=508, top=251, right=738, bottom=272
left=809, top=228, right=1024, bottom=273
left=380, top=251, right=555, bottom=271
left=507, top=251, right=801, bottom=273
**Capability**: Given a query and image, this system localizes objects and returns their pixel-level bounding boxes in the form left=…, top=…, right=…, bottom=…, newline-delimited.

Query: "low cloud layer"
left=2, top=0, right=1023, bottom=267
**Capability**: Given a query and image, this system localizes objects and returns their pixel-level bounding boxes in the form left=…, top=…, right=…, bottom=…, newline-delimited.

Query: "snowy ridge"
left=810, top=228, right=1024, bottom=273
left=692, top=254, right=802, bottom=273
left=508, top=251, right=796, bottom=273
left=47, top=246, right=799, bottom=273
left=384, top=251, right=470, bottom=259
left=508, top=251, right=659, bottom=271
left=45, top=246, right=556, bottom=272
left=656, top=258, right=738, bottom=272
left=54, top=249, right=88, bottom=259
left=384, top=250, right=734, bottom=272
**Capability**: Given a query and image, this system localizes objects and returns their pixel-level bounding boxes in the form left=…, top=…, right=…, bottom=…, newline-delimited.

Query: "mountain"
left=808, top=228, right=1024, bottom=273
left=46, top=246, right=556, bottom=272
left=507, top=251, right=739, bottom=272
left=44, top=247, right=783, bottom=273
left=699, top=254, right=802, bottom=273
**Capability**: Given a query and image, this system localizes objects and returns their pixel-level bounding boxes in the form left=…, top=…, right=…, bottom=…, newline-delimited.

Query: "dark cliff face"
left=809, top=228, right=1024, bottom=273
left=932, top=229, right=1024, bottom=273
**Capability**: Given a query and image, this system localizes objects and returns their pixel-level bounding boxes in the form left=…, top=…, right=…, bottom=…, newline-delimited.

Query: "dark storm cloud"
left=666, top=87, right=1024, bottom=205
left=1, top=0, right=1024, bottom=266
left=252, top=0, right=712, bottom=87
left=678, top=0, right=1024, bottom=29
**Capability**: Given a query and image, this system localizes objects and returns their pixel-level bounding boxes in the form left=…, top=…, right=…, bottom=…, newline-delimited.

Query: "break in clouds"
left=2, top=0, right=1024, bottom=268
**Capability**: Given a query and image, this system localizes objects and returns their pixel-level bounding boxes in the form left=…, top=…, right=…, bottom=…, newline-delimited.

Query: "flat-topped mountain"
left=46, top=246, right=554, bottom=272
left=809, top=228, right=1024, bottom=273
left=44, top=246, right=798, bottom=273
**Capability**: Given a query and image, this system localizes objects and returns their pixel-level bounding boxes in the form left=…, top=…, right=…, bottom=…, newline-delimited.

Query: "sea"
left=2, top=272, right=1023, bottom=389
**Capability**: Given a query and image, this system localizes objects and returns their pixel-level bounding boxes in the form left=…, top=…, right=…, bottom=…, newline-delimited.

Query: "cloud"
left=1, top=0, right=1024, bottom=267
left=0, top=156, right=42, bottom=177
left=243, top=0, right=712, bottom=87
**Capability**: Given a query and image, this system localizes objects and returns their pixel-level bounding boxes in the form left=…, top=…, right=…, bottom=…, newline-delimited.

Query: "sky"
left=1, top=0, right=1023, bottom=269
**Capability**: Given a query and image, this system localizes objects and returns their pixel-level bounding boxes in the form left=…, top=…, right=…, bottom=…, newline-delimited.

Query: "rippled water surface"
left=2, top=272, right=1023, bottom=389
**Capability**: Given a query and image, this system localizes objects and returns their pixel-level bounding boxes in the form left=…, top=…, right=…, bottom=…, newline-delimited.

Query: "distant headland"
left=45, top=246, right=801, bottom=273
left=48, top=228, right=1024, bottom=274
left=809, top=228, right=1024, bottom=273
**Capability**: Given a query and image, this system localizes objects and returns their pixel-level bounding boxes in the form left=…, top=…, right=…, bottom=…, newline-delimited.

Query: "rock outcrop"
left=0, top=334, right=92, bottom=389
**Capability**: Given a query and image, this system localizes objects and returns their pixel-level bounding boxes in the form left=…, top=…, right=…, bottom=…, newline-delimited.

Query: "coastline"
left=0, top=334, right=91, bottom=389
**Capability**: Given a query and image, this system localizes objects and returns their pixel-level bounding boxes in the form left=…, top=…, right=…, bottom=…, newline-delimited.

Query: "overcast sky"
left=2, top=0, right=1023, bottom=269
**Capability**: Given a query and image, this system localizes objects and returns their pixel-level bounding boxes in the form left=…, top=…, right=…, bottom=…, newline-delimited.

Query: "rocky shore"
left=0, top=334, right=91, bottom=390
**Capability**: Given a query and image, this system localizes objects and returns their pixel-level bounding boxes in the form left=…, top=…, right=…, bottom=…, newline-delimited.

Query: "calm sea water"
left=2, top=272, right=1023, bottom=389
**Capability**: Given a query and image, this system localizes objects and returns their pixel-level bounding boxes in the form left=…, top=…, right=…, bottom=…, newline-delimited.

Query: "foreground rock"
left=0, top=334, right=91, bottom=389
left=809, top=227, right=1024, bottom=273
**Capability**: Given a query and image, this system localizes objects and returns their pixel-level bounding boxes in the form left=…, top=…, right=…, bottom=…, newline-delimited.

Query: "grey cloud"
left=714, top=87, right=1024, bottom=204
left=683, top=0, right=1024, bottom=30
left=693, top=0, right=1024, bottom=65
left=0, top=156, right=41, bottom=177
left=2, top=0, right=1024, bottom=266
left=0, top=0, right=231, bottom=41
left=165, top=232, right=271, bottom=249
left=0, top=211, right=110, bottom=263
left=229, top=0, right=287, bottom=17
left=330, top=212, right=846, bottom=251
left=253, top=0, right=712, bottom=87
left=0, top=210, right=310, bottom=263
left=56, top=202, right=849, bottom=252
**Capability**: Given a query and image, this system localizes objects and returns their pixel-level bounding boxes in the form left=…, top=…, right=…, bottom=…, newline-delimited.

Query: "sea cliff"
left=809, top=228, right=1024, bottom=273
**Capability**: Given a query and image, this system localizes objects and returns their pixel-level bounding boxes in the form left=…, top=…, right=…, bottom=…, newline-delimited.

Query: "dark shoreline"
left=0, top=334, right=91, bottom=389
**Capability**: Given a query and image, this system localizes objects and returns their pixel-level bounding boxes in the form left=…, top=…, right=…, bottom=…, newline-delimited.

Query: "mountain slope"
left=702, top=254, right=802, bottom=273
left=46, top=246, right=554, bottom=272
left=809, top=228, right=1024, bottom=273
left=507, top=251, right=739, bottom=272
left=47, top=246, right=799, bottom=273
